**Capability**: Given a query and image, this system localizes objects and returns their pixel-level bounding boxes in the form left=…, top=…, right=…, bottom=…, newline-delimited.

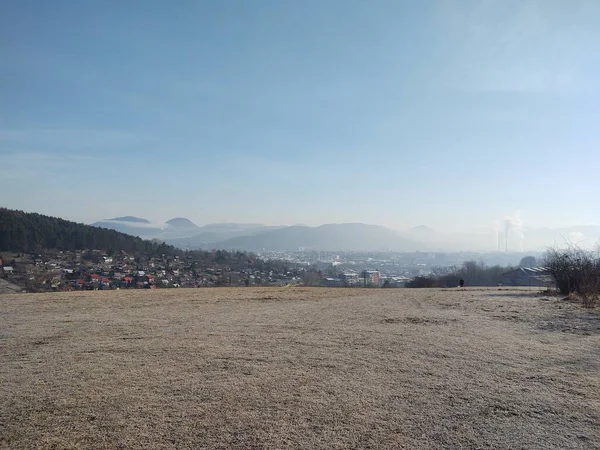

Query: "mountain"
left=410, top=225, right=435, bottom=233
left=165, top=224, right=283, bottom=250
left=212, top=223, right=423, bottom=252
left=89, top=215, right=600, bottom=252
left=197, top=223, right=270, bottom=233
left=405, top=225, right=436, bottom=238
left=0, top=208, right=177, bottom=256
left=92, top=216, right=201, bottom=240
left=91, top=217, right=162, bottom=237
left=109, top=216, right=151, bottom=224
left=165, top=217, right=200, bottom=230
left=160, top=217, right=201, bottom=239
left=91, top=217, right=282, bottom=243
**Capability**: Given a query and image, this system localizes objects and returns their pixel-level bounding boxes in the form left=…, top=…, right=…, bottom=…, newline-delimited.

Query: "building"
left=500, top=267, right=554, bottom=287
left=340, top=272, right=359, bottom=287
left=322, top=277, right=344, bottom=287
left=361, top=270, right=380, bottom=287
left=388, top=276, right=411, bottom=287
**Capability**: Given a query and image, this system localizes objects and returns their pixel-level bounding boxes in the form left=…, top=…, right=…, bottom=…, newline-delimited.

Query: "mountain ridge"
left=89, top=215, right=600, bottom=252
left=107, top=216, right=151, bottom=224
left=213, top=223, right=423, bottom=252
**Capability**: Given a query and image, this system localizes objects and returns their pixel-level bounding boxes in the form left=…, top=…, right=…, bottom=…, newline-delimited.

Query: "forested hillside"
left=0, top=208, right=176, bottom=256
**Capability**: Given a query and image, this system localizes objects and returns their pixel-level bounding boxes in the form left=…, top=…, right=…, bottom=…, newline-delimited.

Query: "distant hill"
left=110, top=216, right=151, bottom=224
left=165, top=224, right=283, bottom=250
left=212, top=223, right=423, bottom=252
left=92, top=216, right=203, bottom=240
left=91, top=216, right=282, bottom=245
left=92, top=217, right=162, bottom=237
left=0, top=208, right=177, bottom=256
left=196, top=223, right=269, bottom=233
left=160, top=217, right=202, bottom=240
left=409, top=225, right=435, bottom=234
left=165, top=217, right=200, bottom=229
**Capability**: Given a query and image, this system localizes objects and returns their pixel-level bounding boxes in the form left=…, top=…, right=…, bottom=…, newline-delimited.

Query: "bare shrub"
left=543, top=245, right=600, bottom=308
left=407, top=276, right=438, bottom=288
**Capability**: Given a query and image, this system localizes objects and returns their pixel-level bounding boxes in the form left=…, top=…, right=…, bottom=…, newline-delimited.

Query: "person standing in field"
left=459, top=278, right=465, bottom=288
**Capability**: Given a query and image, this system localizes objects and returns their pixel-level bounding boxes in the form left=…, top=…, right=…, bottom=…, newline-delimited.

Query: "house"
left=3, top=266, right=14, bottom=274
left=500, top=267, right=554, bottom=287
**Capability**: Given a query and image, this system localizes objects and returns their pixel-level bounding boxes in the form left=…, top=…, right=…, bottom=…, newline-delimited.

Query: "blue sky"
left=1, top=0, right=599, bottom=232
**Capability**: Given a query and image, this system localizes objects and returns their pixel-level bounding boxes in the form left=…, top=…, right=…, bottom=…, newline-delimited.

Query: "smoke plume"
left=494, top=211, right=525, bottom=252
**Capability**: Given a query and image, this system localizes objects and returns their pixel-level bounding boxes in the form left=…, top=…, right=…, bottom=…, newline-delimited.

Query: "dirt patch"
left=383, top=316, right=457, bottom=325
left=538, top=310, right=600, bottom=335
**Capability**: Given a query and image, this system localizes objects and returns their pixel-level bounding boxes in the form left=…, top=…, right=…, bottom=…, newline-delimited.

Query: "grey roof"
left=522, top=267, right=549, bottom=274
left=502, top=267, right=550, bottom=276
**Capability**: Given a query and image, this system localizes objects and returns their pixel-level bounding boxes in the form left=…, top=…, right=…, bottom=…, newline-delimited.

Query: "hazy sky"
left=1, top=0, right=599, bottom=232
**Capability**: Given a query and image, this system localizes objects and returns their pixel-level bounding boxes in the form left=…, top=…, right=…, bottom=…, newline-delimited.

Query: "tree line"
left=406, top=260, right=530, bottom=288
left=0, top=208, right=179, bottom=256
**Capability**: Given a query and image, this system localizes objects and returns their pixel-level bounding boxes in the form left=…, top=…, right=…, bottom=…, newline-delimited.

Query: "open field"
left=1, top=287, right=599, bottom=449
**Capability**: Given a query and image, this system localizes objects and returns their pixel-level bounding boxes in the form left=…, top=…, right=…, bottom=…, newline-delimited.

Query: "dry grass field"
left=1, top=287, right=599, bottom=449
